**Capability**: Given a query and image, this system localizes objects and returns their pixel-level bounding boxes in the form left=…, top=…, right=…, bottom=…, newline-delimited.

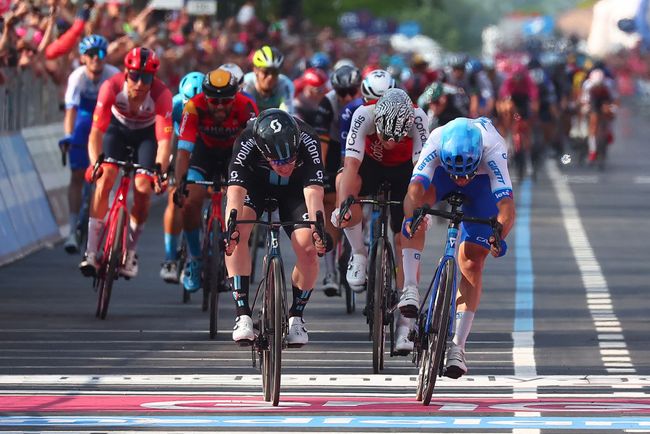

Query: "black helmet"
left=331, top=65, right=362, bottom=90
left=253, top=109, right=300, bottom=162
left=202, top=69, right=238, bottom=99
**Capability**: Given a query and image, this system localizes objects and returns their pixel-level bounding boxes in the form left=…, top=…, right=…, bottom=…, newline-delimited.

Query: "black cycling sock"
left=230, top=276, right=251, bottom=317
left=289, top=285, right=312, bottom=317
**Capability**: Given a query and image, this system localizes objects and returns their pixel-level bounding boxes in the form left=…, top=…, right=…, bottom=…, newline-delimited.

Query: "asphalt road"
left=0, top=101, right=649, bottom=433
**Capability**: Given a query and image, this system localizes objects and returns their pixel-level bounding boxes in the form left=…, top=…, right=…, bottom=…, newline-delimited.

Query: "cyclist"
left=401, top=116, right=515, bottom=376
left=242, top=46, right=294, bottom=113
left=60, top=35, right=119, bottom=254
left=224, top=109, right=327, bottom=347
left=293, top=67, right=330, bottom=124
left=332, top=88, right=429, bottom=297
left=79, top=47, right=173, bottom=278
left=173, top=69, right=259, bottom=292
left=580, top=68, right=618, bottom=163
left=418, top=81, right=465, bottom=129
left=312, top=64, right=362, bottom=293
left=465, top=59, right=495, bottom=119
left=160, top=71, right=204, bottom=283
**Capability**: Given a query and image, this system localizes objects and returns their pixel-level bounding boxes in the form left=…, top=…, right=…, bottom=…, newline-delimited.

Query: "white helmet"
left=361, top=69, right=396, bottom=101
left=333, top=58, right=355, bottom=70
left=588, top=68, right=605, bottom=86
left=219, top=63, right=245, bottom=85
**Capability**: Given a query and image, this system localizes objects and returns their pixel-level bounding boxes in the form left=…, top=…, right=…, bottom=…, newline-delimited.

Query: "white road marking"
left=547, top=163, right=634, bottom=375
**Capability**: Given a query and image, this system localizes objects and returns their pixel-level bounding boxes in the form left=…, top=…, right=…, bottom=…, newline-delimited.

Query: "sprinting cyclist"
left=224, top=109, right=327, bottom=347
left=79, top=47, right=173, bottom=278
left=173, top=69, right=258, bottom=292
left=242, top=46, right=294, bottom=113
left=160, top=71, right=204, bottom=283
left=60, top=35, right=119, bottom=254
left=312, top=64, right=362, bottom=293
left=400, top=116, right=515, bottom=376
left=580, top=68, right=618, bottom=163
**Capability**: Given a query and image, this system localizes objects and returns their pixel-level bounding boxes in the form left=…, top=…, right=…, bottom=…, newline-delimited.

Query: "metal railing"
left=0, top=68, right=63, bottom=132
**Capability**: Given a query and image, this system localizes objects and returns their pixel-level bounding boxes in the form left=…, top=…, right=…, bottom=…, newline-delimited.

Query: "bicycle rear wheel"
left=420, top=259, right=455, bottom=405
left=201, top=210, right=212, bottom=312
left=208, top=222, right=224, bottom=339
left=96, top=207, right=125, bottom=320
left=370, top=238, right=387, bottom=373
left=337, top=238, right=355, bottom=314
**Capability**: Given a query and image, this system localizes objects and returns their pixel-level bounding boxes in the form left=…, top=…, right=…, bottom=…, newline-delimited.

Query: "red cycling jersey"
left=499, top=73, right=539, bottom=102
left=364, top=133, right=414, bottom=166
left=92, top=73, right=173, bottom=142
left=178, top=92, right=259, bottom=150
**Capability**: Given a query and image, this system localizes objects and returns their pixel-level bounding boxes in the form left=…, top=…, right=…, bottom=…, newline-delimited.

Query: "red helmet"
left=124, top=47, right=160, bottom=73
left=302, top=67, right=328, bottom=88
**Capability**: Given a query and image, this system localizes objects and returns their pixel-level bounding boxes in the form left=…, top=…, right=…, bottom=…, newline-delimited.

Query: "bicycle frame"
left=97, top=169, right=132, bottom=272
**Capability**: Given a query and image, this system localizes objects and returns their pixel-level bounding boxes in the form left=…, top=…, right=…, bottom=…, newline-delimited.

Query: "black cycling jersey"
left=228, top=117, right=325, bottom=189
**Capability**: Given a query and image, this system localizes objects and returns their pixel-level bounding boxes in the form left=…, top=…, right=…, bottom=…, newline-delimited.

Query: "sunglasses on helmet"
left=335, top=87, right=357, bottom=98
left=127, top=70, right=154, bottom=84
left=85, top=48, right=106, bottom=60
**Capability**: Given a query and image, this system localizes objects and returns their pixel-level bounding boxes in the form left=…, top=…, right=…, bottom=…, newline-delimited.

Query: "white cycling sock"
left=452, top=310, right=475, bottom=349
left=86, top=217, right=104, bottom=255
left=127, top=219, right=144, bottom=251
left=588, top=135, right=597, bottom=153
left=344, top=223, right=365, bottom=255
left=402, top=248, right=421, bottom=288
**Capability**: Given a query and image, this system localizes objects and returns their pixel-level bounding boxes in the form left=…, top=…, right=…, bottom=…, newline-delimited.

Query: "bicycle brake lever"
left=410, top=207, right=427, bottom=238
left=338, top=195, right=355, bottom=227
left=314, top=210, right=326, bottom=257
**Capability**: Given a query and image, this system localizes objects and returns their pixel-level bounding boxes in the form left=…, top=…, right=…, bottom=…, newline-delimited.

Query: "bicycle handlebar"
left=411, top=205, right=503, bottom=254
left=338, top=195, right=402, bottom=227
left=227, top=209, right=328, bottom=257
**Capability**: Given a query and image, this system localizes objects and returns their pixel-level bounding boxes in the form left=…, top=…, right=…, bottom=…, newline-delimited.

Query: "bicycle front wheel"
left=370, top=238, right=388, bottom=373
left=420, top=259, right=455, bottom=405
left=96, top=207, right=125, bottom=320
left=262, top=256, right=284, bottom=406
left=208, top=222, right=223, bottom=339
left=337, top=238, right=355, bottom=314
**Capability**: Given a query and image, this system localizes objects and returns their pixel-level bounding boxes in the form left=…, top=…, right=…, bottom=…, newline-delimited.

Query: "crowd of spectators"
left=0, top=0, right=398, bottom=93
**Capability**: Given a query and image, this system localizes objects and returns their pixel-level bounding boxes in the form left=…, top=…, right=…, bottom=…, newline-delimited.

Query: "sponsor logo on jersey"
left=494, top=189, right=513, bottom=200
left=417, top=149, right=437, bottom=171
left=347, top=114, right=365, bottom=146
left=488, top=160, right=506, bottom=184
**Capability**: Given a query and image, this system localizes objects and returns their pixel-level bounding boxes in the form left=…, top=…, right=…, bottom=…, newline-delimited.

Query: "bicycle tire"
left=420, top=259, right=455, bottom=405
left=201, top=210, right=212, bottom=312
left=337, top=238, right=355, bottom=314
left=384, top=246, right=397, bottom=357
left=371, top=238, right=387, bottom=373
left=208, top=221, right=223, bottom=339
left=270, top=256, right=284, bottom=406
left=178, top=241, right=190, bottom=303
left=96, top=207, right=125, bottom=320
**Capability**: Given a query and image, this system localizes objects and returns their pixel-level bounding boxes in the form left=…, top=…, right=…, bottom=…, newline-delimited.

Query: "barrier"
left=0, top=133, right=59, bottom=265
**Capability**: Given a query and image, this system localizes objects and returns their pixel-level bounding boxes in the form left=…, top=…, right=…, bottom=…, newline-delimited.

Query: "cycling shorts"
left=103, top=115, right=157, bottom=172
left=186, top=139, right=232, bottom=184
left=511, top=94, right=530, bottom=120
left=68, top=111, right=92, bottom=170
left=244, top=181, right=310, bottom=238
left=358, top=157, right=411, bottom=235
left=432, top=167, right=498, bottom=251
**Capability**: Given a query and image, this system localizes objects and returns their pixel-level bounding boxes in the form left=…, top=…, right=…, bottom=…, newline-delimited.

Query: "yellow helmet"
left=252, top=45, right=284, bottom=69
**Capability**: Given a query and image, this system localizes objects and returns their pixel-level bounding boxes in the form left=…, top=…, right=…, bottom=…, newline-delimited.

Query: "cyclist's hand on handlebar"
left=224, top=228, right=240, bottom=256
left=153, top=163, right=168, bottom=195
left=84, top=164, right=103, bottom=184
left=311, top=231, right=332, bottom=256
left=488, top=220, right=506, bottom=257
left=331, top=206, right=352, bottom=228
left=58, top=136, right=72, bottom=152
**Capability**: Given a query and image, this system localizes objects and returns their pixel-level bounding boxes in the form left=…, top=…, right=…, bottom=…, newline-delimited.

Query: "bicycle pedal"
left=323, top=287, right=339, bottom=297
left=234, top=339, right=254, bottom=348
left=399, top=305, right=418, bottom=319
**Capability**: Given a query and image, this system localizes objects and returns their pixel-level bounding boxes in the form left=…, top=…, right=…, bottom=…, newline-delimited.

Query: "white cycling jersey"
left=412, top=117, right=513, bottom=201
left=580, top=77, right=618, bottom=106
left=64, top=64, right=120, bottom=113
left=344, top=103, right=429, bottom=166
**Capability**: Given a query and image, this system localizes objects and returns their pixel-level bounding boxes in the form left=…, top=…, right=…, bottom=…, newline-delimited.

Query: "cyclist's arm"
left=405, top=127, right=442, bottom=219
left=411, top=106, right=429, bottom=164
left=226, top=130, right=256, bottom=224
left=225, top=185, right=247, bottom=229
left=175, top=99, right=199, bottom=181
left=338, top=105, right=371, bottom=204
left=496, top=197, right=515, bottom=239
left=313, top=97, right=334, bottom=163
left=88, top=79, right=117, bottom=165
left=304, top=185, right=325, bottom=224
left=64, top=107, right=77, bottom=137
left=154, top=87, right=174, bottom=173
left=63, top=69, right=83, bottom=136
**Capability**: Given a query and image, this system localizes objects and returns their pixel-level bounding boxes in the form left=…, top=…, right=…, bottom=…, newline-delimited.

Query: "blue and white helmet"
left=439, top=118, right=483, bottom=178
left=178, top=71, right=205, bottom=103
left=78, top=34, right=108, bottom=56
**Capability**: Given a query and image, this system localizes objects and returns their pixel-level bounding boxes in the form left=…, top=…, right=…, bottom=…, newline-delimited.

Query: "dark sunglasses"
left=268, top=155, right=298, bottom=166
left=258, top=68, right=279, bottom=77
left=127, top=70, right=154, bottom=84
left=206, top=96, right=235, bottom=106
left=85, top=48, right=106, bottom=60
left=335, top=87, right=357, bottom=98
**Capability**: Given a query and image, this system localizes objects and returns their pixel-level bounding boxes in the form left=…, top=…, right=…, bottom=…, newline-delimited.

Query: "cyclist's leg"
left=180, top=173, right=207, bottom=291
left=319, top=142, right=342, bottom=292
left=162, top=143, right=182, bottom=270
left=587, top=109, right=599, bottom=162
left=65, top=143, right=89, bottom=252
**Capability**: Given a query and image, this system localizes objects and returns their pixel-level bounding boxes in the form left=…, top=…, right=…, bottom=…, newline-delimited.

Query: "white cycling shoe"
left=394, top=325, right=414, bottom=355
left=232, top=315, right=255, bottom=345
left=79, top=252, right=98, bottom=277
left=119, top=250, right=138, bottom=278
left=287, top=316, right=308, bottom=347
left=397, top=285, right=420, bottom=318
left=346, top=253, right=367, bottom=292
left=445, top=343, right=468, bottom=379
left=160, top=261, right=179, bottom=283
